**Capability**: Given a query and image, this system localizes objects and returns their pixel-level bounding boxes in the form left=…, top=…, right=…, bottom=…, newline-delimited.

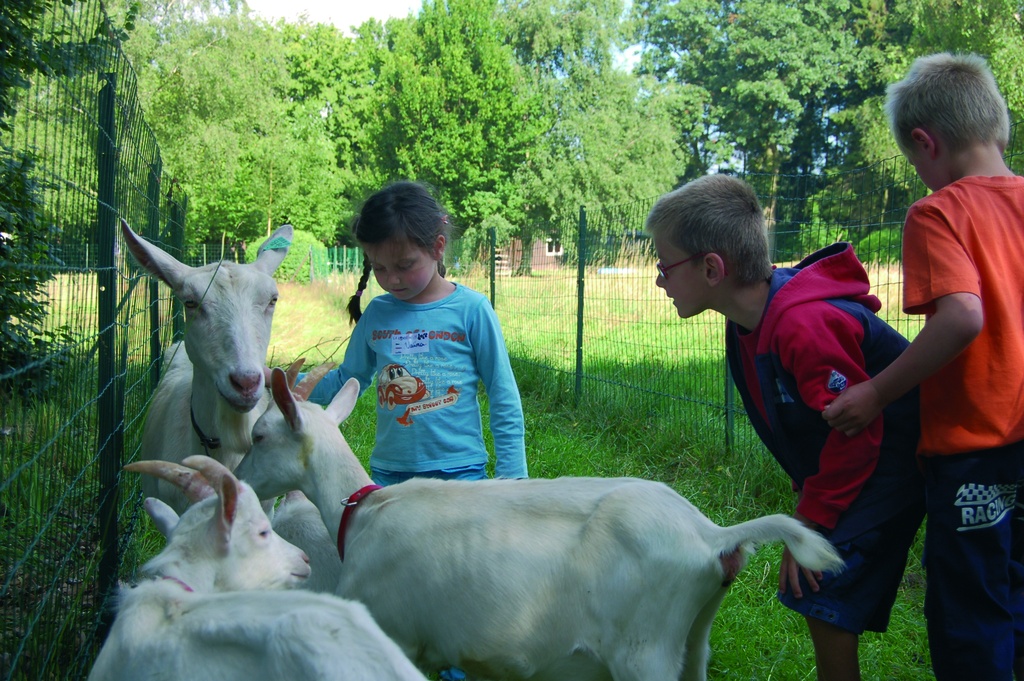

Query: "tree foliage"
left=370, top=0, right=545, bottom=247
left=1, top=0, right=132, bottom=395
left=0, top=149, right=71, bottom=397
left=122, top=1, right=344, bottom=245
left=633, top=0, right=860, bottom=176
left=501, top=0, right=681, bottom=269
left=898, top=0, right=1024, bottom=121
left=108, top=0, right=1024, bottom=259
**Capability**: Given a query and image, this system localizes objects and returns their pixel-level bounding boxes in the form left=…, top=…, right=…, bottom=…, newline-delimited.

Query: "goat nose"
left=230, top=370, right=262, bottom=394
left=302, top=551, right=310, bottom=565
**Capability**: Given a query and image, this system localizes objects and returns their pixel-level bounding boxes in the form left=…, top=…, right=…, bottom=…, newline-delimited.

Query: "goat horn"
left=123, top=460, right=215, bottom=503
left=181, top=455, right=236, bottom=493
left=284, top=357, right=306, bottom=390
left=292, top=361, right=337, bottom=401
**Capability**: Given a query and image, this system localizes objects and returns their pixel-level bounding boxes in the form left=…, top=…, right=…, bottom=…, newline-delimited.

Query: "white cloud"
left=246, top=0, right=423, bottom=33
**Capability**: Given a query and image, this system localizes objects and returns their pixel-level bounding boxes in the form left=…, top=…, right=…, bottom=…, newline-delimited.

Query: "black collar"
left=190, top=400, right=221, bottom=454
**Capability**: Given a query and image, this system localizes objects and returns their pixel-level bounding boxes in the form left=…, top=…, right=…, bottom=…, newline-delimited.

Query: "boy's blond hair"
left=885, top=52, right=1010, bottom=156
left=645, top=174, right=773, bottom=285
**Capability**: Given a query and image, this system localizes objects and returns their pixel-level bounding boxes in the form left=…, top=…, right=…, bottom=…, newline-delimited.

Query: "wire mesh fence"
left=1, top=2, right=187, bottom=678
left=445, top=122, right=1022, bottom=461
left=3, top=0, right=1024, bottom=676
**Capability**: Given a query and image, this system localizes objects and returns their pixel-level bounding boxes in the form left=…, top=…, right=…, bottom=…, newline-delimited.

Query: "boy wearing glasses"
left=823, top=53, right=1024, bottom=680
left=646, top=173, right=924, bottom=681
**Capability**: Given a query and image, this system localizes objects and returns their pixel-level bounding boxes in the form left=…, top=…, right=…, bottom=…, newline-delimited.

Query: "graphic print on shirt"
left=376, top=362, right=459, bottom=426
left=827, top=369, right=848, bottom=394
left=955, top=483, right=1017, bottom=532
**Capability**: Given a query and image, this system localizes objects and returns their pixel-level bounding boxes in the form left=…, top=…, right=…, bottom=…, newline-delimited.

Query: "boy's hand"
left=778, top=545, right=823, bottom=598
left=778, top=512, right=825, bottom=598
left=822, top=381, right=883, bottom=437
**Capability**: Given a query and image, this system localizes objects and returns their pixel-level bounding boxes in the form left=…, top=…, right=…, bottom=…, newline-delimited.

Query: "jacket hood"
left=758, top=242, right=880, bottom=346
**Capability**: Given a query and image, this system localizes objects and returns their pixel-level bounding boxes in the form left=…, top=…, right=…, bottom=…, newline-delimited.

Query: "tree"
left=279, top=20, right=389, bottom=244
left=123, top=1, right=344, bottom=244
left=897, top=0, right=1024, bottom=121
left=633, top=0, right=860, bottom=176
left=2, top=0, right=139, bottom=394
left=369, top=0, right=545, bottom=248
left=502, top=0, right=682, bottom=272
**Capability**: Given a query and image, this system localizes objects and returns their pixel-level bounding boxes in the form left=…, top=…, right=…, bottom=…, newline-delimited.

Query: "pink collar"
left=336, top=484, right=382, bottom=562
left=162, top=575, right=194, bottom=592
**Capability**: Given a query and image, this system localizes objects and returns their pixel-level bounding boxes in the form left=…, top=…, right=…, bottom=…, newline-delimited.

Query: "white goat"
left=234, top=368, right=845, bottom=681
left=88, top=455, right=428, bottom=681
left=121, top=219, right=292, bottom=512
left=268, top=362, right=343, bottom=593
left=272, top=490, right=342, bottom=593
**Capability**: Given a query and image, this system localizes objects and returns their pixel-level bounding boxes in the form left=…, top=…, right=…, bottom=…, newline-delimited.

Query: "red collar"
left=336, top=484, right=382, bottom=562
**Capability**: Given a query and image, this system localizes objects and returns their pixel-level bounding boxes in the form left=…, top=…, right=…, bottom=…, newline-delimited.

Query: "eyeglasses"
left=656, top=251, right=706, bottom=279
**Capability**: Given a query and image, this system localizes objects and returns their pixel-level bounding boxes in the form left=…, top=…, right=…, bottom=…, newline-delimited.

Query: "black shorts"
left=777, top=504, right=924, bottom=634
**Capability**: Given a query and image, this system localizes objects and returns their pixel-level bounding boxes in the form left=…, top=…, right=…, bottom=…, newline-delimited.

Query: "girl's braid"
left=346, top=253, right=371, bottom=324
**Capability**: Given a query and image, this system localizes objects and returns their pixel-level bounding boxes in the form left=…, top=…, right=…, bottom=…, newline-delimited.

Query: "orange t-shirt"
left=902, top=175, right=1024, bottom=455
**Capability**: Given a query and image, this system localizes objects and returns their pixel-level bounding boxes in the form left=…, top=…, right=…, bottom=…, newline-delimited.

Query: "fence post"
left=575, top=206, right=587, bottom=401
left=146, top=157, right=162, bottom=391
left=724, top=355, right=736, bottom=453
left=169, top=197, right=185, bottom=342
left=489, top=226, right=496, bottom=307
left=95, top=71, right=121, bottom=640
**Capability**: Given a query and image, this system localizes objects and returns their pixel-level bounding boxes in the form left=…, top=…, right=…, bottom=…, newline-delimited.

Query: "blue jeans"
left=370, top=463, right=487, bottom=486
left=923, top=442, right=1024, bottom=681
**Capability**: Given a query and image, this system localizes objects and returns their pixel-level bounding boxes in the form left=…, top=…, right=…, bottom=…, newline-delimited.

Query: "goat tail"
left=714, top=514, right=845, bottom=574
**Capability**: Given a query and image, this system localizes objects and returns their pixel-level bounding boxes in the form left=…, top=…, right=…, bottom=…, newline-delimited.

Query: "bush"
left=0, top=147, right=72, bottom=398
left=853, top=227, right=903, bottom=264
left=246, top=227, right=324, bottom=283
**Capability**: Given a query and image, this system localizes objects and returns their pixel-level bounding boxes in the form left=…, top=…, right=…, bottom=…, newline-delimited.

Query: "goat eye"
left=259, top=529, right=271, bottom=538
left=184, top=299, right=199, bottom=310
left=252, top=434, right=264, bottom=443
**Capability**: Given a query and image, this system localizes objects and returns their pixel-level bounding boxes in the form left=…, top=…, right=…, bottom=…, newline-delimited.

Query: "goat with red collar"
left=234, top=366, right=844, bottom=681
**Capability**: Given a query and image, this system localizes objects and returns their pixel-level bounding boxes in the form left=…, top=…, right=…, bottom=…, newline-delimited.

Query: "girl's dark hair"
left=347, top=180, right=452, bottom=324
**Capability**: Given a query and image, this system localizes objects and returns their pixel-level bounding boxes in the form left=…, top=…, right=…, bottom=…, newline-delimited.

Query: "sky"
left=245, top=0, right=424, bottom=33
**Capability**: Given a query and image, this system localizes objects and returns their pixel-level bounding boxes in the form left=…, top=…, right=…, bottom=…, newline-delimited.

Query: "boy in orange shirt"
left=823, top=53, right=1024, bottom=680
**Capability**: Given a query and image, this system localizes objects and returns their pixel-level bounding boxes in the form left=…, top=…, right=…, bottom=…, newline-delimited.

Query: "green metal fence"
left=443, top=121, right=1023, bottom=458
left=1, top=2, right=187, bottom=678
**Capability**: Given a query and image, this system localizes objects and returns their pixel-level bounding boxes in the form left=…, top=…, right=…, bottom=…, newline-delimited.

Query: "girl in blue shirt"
left=308, top=181, right=528, bottom=484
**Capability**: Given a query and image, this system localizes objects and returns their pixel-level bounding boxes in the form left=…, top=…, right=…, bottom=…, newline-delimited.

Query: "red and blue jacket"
left=726, top=243, right=923, bottom=543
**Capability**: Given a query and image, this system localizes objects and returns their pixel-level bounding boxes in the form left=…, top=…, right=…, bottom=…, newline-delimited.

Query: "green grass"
left=267, top=275, right=932, bottom=680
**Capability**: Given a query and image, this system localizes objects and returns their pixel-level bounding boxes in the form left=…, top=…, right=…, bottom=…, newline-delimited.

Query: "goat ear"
left=212, top=474, right=240, bottom=554
left=271, top=367, right=303, bottom=431
left=252, top=223, right=293, bottom=275
left=120, top=218, right=190, bottom=289
left=144, top=497, right=180, bottom=538
left=325, top=377, right=360, bottom=426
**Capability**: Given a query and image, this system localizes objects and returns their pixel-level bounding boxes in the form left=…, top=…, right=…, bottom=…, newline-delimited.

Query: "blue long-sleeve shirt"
left=308, top=284, right=528, bottom=478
